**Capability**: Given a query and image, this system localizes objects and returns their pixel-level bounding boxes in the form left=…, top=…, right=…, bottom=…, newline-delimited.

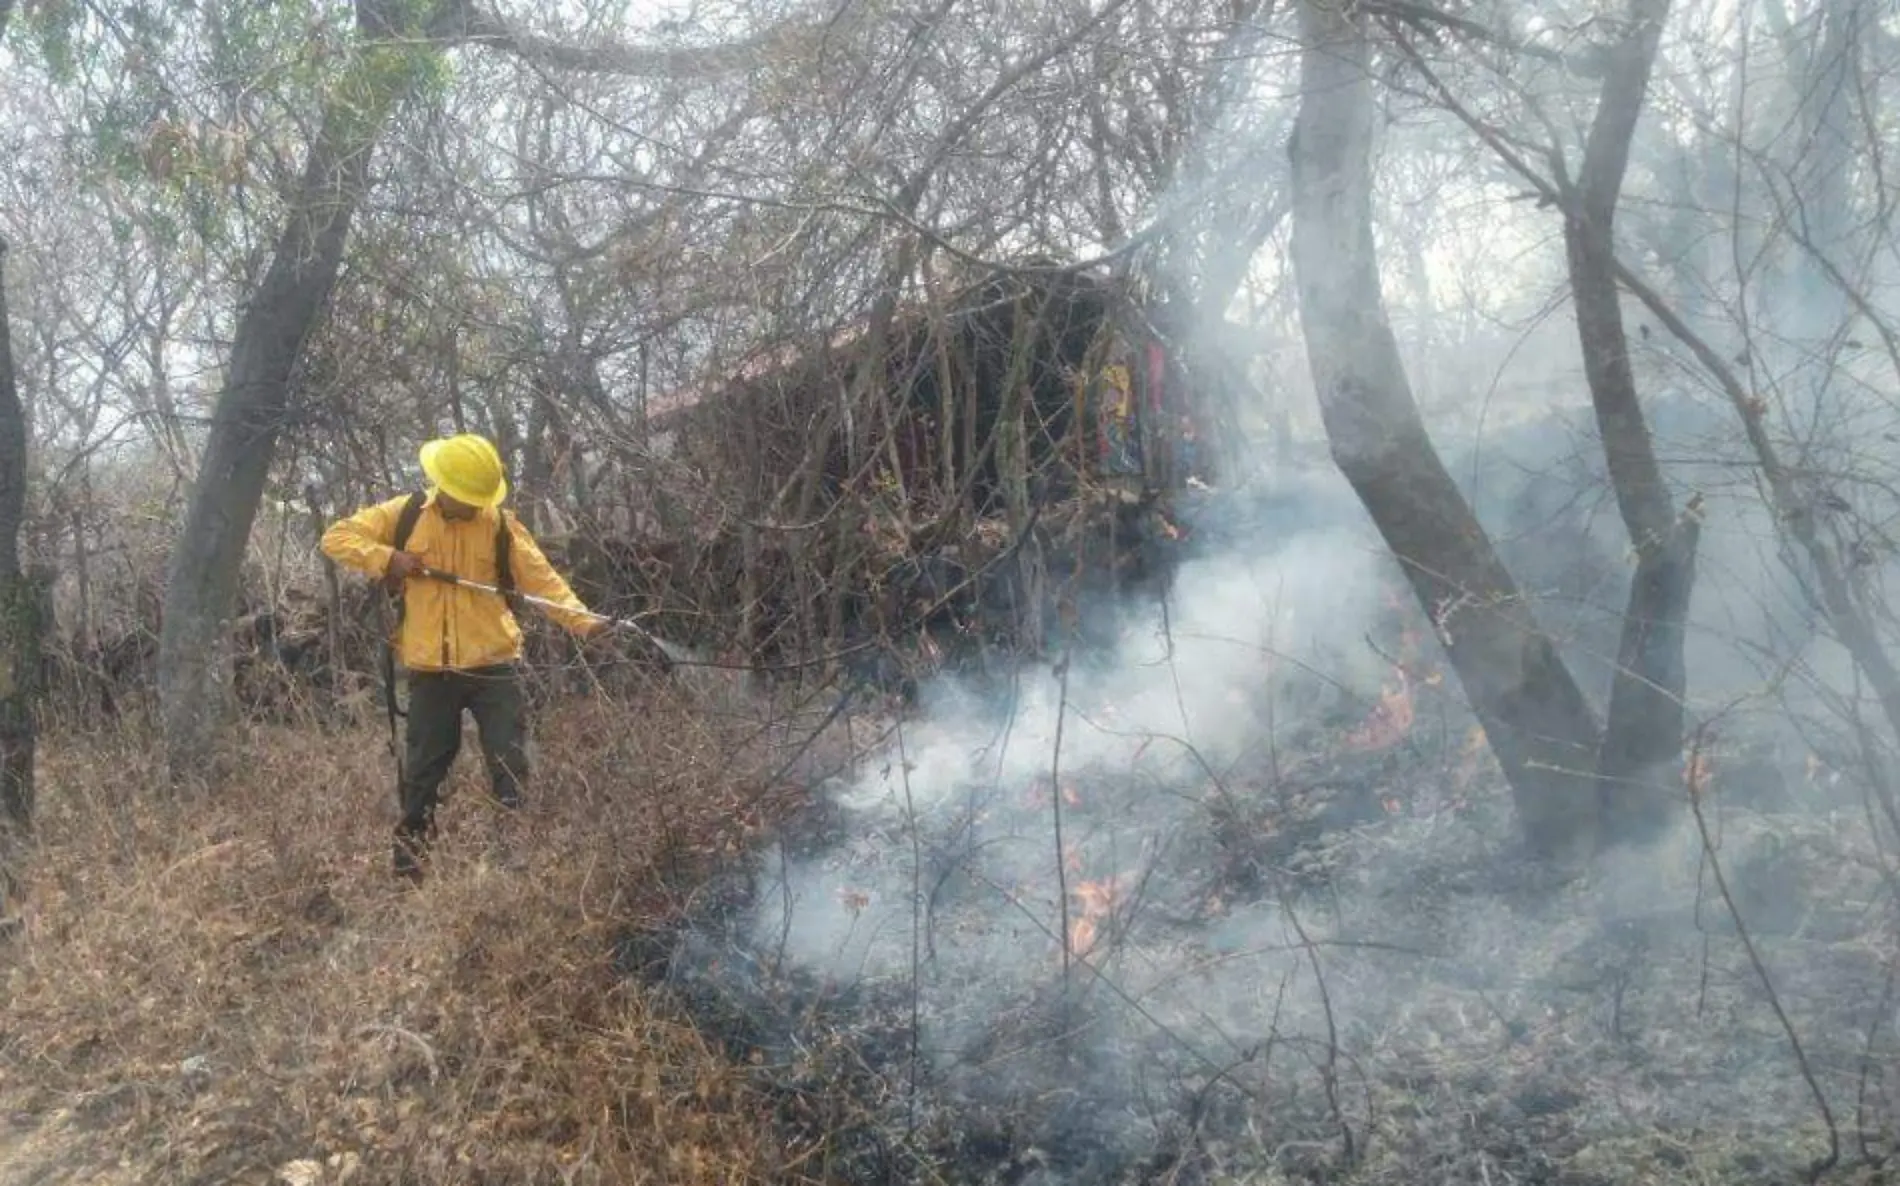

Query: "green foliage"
left=12, top=0, right=455, bottom=290
left=19, top=0, right=81, bottom=84
left=338, top=35, right=452, bottom=138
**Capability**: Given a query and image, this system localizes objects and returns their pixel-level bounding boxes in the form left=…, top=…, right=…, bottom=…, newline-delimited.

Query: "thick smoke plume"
left=760, top=482, right=1387, bottom=964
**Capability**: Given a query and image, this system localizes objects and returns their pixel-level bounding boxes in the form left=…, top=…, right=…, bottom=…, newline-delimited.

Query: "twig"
left=1283, top=893, right=1354, bottom=1165
left=1683, top=722, right=1840, bottom=1179
left=355, top=1023, right=440, bottom=1084
left=1363, top=0, right=1593, bottom=72
left=895, top=713, right=923, bottom=1136
left=770, top=684, right=860, bottom=969
left=1854, top=956, right=1897, bottom=1163
left=1050, top=646, right=1075, bottom=984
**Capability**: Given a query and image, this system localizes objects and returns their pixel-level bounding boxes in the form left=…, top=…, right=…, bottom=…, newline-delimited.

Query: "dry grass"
left=0, top=688, right=829, bottom=1186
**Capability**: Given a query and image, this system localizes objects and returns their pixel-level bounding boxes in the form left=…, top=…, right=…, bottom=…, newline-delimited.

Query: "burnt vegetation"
left=5, top=1, right=1900, bottom=1184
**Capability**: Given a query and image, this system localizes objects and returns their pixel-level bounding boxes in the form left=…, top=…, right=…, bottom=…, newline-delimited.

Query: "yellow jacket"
left=321, top=493, right=597, bottom=672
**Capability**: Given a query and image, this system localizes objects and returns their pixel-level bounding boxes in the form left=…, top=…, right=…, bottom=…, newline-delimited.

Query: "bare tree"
left=1289, top=0, right=1603, bottom=862
left=156, top=0, right=466, bottom=780
left=1562, top=0, right=1703, bottom=843
left=1388, top=0, right=1702, bottom=840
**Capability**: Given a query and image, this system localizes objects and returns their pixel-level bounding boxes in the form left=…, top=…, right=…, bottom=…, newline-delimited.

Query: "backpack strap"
left=386, top=490, right=428, bottom=623
left=392, top=489, right=426, bottom=553
left=495, top=510, right=514, bottom=594
left=494, top=510, right=523, bottom=614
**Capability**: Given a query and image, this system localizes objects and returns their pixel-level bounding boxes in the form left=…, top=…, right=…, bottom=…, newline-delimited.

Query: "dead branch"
left=1281, top=891, right=1355, bottom=1164
left=1051, top=649, right=1076, bottom=983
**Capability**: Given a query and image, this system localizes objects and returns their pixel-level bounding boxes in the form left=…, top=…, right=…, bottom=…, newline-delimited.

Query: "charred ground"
left=625, top=663, right=1894, bottom=1186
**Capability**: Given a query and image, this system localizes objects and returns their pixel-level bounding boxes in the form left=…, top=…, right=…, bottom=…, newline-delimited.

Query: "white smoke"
left=732, top=474, right=1412, bottom=1173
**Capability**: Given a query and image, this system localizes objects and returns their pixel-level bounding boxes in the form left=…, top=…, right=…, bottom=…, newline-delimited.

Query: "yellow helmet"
left=419, top=433, right=509, bottom=508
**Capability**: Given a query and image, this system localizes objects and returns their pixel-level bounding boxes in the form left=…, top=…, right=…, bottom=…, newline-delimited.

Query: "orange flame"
left=1066, top=874, right=1130, bottom=958
left=1684, top=750, right=1716, bottom=797
left=1453, top=724, right=1490, bottom=790
left=1347, top=668, right=1415, bottom=751
left=1069, top=916, right=1099, bottom=955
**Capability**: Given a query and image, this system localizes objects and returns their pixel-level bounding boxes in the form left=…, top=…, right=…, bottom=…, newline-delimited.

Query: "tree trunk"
left=157, top=0, right=441, bottom=781
left=521, top=381, right=554, bottom=535
left=0, top=18, right=42, bottom=894
left=0, top=575, right=41, bottom=832
left=1560, top=0, right=1699, bottom=844
left=738, top=520, right=762, bottom=698
left=1289, top=1, right=1603, bottom=863
left=71, top=504, right=93, bottom=657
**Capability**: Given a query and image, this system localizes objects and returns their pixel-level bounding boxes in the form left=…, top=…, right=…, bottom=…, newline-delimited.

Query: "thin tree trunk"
left=739, top=520, right=761, bottom=697
left=0, top=0, right=41, bottom=895
left=1613, top=256, right=1900, bottom=819
left=522, top=381, right=554, bottom=535
left=0, top=577, right=44, bottom=836
left=157, top=0, right=441, bottom=780
left=1289, top=0, right=1602, bottom=863
left=1561, top=0, right=1700, bottom=843
left=0, top=234, right=35, bottom=831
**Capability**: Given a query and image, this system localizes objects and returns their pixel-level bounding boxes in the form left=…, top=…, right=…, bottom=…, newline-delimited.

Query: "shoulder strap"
left=393, top=490, right=427, bottom=552
left=494, top=510, right=515, bottom=594
left=386, top=491, right=427, bottom=625
left=495, top=510, right=525, bottom=616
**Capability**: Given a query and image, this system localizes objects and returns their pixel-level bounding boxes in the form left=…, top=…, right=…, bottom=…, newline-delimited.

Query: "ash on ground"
left=633, top=532, right=1899, bottom=1185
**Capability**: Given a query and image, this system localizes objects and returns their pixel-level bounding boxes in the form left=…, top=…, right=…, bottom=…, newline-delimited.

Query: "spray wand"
left=415, top=566, right=699, bottom=665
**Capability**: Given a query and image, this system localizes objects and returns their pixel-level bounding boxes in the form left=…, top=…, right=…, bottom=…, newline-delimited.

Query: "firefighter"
left=320, top=433, right=604, bottom=881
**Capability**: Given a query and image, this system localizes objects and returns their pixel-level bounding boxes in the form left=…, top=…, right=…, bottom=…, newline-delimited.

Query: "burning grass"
left=634, top=642, right=1900, bottom=1186
left=0, top=689, right=835, bottom=1186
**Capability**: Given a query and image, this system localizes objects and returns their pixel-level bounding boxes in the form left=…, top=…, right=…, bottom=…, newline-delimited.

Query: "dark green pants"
left=394, top=665, right=528, bottom=871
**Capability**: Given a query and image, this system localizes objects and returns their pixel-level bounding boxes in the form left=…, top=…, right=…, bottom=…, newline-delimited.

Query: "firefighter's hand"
left=385, top=551, right=426, bottom=582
